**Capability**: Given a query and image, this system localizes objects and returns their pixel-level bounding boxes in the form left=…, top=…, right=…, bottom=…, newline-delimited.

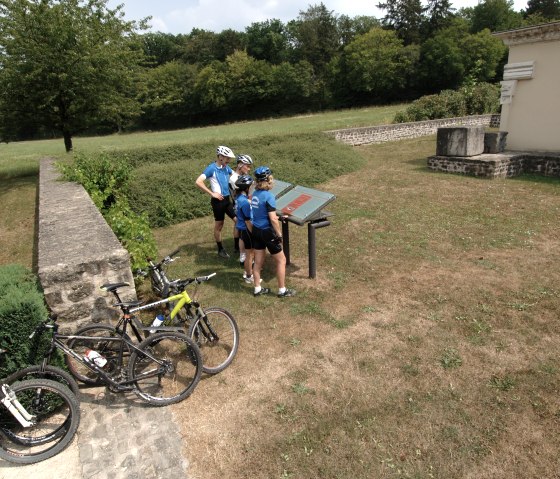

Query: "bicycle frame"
left=131, top=288, right=191, bottom=319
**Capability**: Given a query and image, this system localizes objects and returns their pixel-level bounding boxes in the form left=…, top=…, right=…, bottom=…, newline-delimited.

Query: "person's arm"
left=195, top=174, right=222, bottom=200
left=268, top=211, right=282, bottom=238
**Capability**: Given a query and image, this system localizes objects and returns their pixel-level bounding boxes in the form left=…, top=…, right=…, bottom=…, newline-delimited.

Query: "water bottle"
left=84, top=349, right=107, bottom=368
left=150, top=314, right=165, bottom=333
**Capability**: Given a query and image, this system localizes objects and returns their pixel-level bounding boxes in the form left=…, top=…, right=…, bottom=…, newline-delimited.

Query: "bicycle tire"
left=187, top=307, right=239, bottom=374
left=128, top=331, right=202, bottom=406
left=65, top=323, right=131, bottom=385
left=4, top=365, right=80, bottom=397
left=0, top=379, right=80, bottom=464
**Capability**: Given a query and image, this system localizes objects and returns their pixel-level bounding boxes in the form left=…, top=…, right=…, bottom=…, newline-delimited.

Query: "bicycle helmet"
left=216, top=145, right=235, bottom=158
left=236, top=154, right=253, bottom=165
left=254, top=166, right=272, bottom=181
left=235, top=175, right=253, bottom=190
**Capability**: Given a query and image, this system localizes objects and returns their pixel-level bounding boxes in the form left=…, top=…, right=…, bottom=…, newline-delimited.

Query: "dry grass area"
left=146, top=136, right=560, bottom=479
left=2, top=134, right=559, bottom=478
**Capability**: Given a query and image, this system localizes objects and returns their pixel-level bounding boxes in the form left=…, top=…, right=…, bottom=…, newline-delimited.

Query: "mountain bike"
left=32, top=311, right=202, bottom=406
left=139, top=252, right=239, bottom=374
left=0, top=349, right=80, bottom=464
left=3, top=317, right=80, bottom=396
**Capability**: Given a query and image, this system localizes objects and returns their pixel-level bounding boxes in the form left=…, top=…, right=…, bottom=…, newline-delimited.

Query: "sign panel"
left=275, top=185, right=335, bottom=225
left=270, top=179, right=294, bottom=199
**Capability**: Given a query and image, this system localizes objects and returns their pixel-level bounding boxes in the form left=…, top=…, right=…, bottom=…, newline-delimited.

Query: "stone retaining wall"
left=325, top=114, right=501, bottom=146
left=427, top=152, right=560, bottom=178
left=38, top=158, right=136, bottom=332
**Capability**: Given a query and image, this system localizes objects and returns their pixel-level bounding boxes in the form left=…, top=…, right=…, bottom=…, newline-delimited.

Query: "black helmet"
left=254, top=166, right=272, bottom=181
left=235, top=174, right=253, bottom=190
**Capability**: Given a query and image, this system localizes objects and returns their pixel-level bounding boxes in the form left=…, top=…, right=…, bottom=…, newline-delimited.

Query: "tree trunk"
left=63, top=130, right=73, bottom=152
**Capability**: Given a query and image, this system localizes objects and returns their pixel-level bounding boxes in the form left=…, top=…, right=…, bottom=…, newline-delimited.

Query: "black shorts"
left=240, top=229, right=254, bottom=250
left=252, top=226, right=282, bottom=255
left=211, top=197, right=235, bottom=222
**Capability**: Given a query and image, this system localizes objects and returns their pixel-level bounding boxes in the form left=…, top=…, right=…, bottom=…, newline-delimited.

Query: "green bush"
left=58, top=152, right=158, bottom=270
left=0, top=265, right=51, bottom=378
left=393, top=82, right=499, bottom=123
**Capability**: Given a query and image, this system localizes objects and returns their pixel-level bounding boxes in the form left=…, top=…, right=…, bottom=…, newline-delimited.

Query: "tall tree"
left=524, top=0, right=560, bottom=19
left=469, top=0, right=523, bottom=32
left=423, top=0, right=456, bottom=36
left=377, top=0, right=426, bottom=44
left=0, top=0, right=147, bottom=151
left=286, top=3, right=340, bottom=72
left=245, top=19, right=289, bottom=64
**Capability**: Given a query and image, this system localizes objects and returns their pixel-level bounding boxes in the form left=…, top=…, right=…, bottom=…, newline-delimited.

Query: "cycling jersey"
left=251, top=189, right=276, bottom=229
left=202, top=162, right=233, bottom=196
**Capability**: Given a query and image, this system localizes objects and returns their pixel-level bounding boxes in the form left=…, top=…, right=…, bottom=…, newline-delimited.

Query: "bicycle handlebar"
left=172, top=273, right=216, bottom=290
left=29, top=315, right=57, bottom=339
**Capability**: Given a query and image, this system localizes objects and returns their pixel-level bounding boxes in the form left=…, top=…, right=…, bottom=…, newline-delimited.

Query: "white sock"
left=254, top=286, right=261, bottom=294
left=278, top=287, right=286, bottom=294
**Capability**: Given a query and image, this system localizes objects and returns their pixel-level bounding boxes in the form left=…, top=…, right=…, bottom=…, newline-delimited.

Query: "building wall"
left=498, top=24, right=560, bottom=151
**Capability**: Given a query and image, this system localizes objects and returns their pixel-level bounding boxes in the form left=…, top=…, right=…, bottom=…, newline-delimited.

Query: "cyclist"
left=250, top=166, right=296, bottom=298
left=234, top=174, right=256, bottom=283
left=195, top=146, right=237, bottom=258
left=229, top=155, right=254, bottom=265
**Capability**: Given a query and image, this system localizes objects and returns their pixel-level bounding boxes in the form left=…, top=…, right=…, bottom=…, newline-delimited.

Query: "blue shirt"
left=251, top=189, right=276, bottom=229
left=202, top=163, right=233, bottom=196
left=235, top=194, right=252, bottom=231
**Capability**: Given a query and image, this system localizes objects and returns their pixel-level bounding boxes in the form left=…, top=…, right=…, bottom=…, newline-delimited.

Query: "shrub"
left=0, top=265, right=52, bottom=378
left=58, top=153, right=158, bottom=270
left=393, top=82, right=499, bottom=123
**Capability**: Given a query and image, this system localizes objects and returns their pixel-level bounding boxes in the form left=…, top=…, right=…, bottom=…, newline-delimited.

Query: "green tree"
left=337, top=15, right=381, bottom=46
left=0, top=0, right=147, bottom=151
left=337, top=28, right=415, bottom=102
left=524, top=0, right=560, bottom=19
left=141, top=32, right=182, bottom=66
left=180, top=28, right=219, bottom=65
left=377, top=0, right=426, bottom=44
left=136, top=61, right=199, bottom=129
left=469, top=0, right=523, bottom=32
left=245, top=19, right=289, bottom=64
left=287, top=3, right=341, bottom=72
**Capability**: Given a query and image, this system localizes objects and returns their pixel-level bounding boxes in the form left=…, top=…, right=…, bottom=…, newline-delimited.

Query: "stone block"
left=484, top=131, right=508, bottom=153
left=436, top=126, right=485, bottom=157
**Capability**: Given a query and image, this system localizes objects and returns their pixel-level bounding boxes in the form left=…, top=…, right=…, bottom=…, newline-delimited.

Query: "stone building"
left=495, top=21, right=560, bottom=151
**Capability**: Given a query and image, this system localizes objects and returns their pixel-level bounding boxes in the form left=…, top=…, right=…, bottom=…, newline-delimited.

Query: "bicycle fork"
left=1, top=384, right=37, bottom=428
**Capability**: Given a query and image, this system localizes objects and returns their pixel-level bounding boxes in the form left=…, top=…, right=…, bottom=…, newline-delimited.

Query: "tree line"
left=0, top=0, right=559, bottom=151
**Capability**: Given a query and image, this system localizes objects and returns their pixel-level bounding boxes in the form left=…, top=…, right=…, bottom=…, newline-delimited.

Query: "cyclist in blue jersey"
left=250, top=166, right=296, bottom=298
left=195, top=146, right=237, bottom=258
left=234, top=175, right=256, bottom=283
left=229, top=154, right=254, bottom=266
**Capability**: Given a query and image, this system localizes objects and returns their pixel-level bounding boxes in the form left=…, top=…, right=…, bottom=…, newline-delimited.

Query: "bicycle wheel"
left=128, top=332, right=202, bottom=406
left=4, top=365, right=80, bottom=396
left=65, top=323, right=131, bottom=385
left=187, top=307, right=239, bottom=374
left=0, top=379, right=80, bottom=464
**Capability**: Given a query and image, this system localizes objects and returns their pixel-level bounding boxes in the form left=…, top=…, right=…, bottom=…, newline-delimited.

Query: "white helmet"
left=216, top=145, right=235, bottom=158
left=236, top=154, right=253, bottom=165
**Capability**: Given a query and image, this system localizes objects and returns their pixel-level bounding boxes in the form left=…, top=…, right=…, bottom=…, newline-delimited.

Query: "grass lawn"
left=1, top=108, right=559, bottom=478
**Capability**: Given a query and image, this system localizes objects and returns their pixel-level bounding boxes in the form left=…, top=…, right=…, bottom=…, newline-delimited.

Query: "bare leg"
left=272, top=250, right=286, bottom=290
left=253, top=249, right=266, bottom=289
left=244, top=248, right=253, bottom=278
left=214, top=220, right=224, bottom=243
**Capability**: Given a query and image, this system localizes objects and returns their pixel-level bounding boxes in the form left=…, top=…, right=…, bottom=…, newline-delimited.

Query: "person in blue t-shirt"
left=250, top=166, right=296, bottom=298
left=234, top=174, right=255, bottom=283
left=195, top=146, right=236, bottom=258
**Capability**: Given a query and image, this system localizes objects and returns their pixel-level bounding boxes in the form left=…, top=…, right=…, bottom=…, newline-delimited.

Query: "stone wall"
left=427, top=152, right=560, bottom=178
left=38, top=158, right=136, bottom=332
left=324, top=114, right=501, bottom=146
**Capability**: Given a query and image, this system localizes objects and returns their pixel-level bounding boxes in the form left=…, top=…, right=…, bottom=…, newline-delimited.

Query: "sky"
left=106, top=0, right=530, bottom=35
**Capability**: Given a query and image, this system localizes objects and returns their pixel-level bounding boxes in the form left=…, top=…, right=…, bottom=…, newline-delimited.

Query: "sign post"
left=274, top=184, right=335, bottom=279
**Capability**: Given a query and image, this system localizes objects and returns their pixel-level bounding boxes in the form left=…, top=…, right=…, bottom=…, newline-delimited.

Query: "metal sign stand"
left=274, top=184, right=336, bottom=279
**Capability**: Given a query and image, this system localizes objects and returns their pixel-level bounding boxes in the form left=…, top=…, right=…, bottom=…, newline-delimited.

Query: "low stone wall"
left=38, top=158, right=136, bottom=332
left=325, top=114, right=501, bottom=146
left=427, top=152, right=560, bottom=179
